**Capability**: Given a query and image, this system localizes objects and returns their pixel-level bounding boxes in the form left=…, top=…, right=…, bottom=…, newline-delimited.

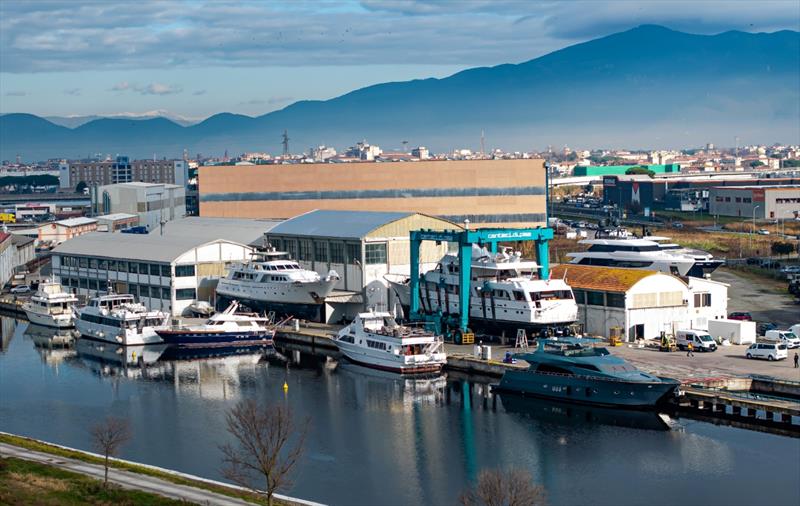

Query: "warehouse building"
left=708, top=185, right=800, bottom=219
left=37, top=217, right=98, bottom=246
left=91, top=182, right=186, bottom=231
left=199, top=159, right=546, bottom=227
left=51, top=217, right=277, bottom=315
left=573, top=163, right=681, bottom=177
left=266, top=210, right=459, bottom=321
left=550, top=264, right=727, bottom=341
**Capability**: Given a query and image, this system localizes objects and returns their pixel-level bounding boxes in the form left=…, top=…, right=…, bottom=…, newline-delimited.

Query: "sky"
left=1, top=0, right=798, bottom=121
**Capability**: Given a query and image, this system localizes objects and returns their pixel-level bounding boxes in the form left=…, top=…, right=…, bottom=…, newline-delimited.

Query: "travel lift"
left=408, top=224, right=553, bottom=344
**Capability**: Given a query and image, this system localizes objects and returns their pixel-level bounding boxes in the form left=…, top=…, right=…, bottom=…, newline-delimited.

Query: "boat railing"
left=528, top=368, right=658, bottom=384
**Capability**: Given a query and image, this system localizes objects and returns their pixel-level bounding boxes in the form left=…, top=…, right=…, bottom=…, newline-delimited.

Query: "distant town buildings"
left=58, top=156, right=187, bottom=190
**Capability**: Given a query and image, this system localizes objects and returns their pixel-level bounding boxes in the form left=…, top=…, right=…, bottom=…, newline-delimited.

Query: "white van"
left=764, top=330, right=800, bottom=349
left=745, top=343, right=788, bottom=361
left=676, top=329, right=717, bottom=352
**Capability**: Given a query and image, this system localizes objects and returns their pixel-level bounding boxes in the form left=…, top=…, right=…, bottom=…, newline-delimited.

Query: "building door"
left=632, top=323, right=645, bottom=341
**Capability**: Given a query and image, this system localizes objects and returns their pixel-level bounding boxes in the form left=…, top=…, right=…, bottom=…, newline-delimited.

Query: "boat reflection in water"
left=334, top=360, right=447, bottom=408
left=75, top=338, right=168, bottom=378
left=25, top=323, right=77, bottom=367
left=498, top=391, right=673, bottom=431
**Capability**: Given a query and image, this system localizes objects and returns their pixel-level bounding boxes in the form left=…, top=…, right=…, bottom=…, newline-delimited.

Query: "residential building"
left=92, top=182, right=186, bottom=231
left=37, top=217, right=98, bottom=246
left=58, top=156, right=188, bottom=190
left=50, top=217, right=277, bottom=316
left=199, top=159, right=547, bottom=227
left=265, top=210, right=457, bottom=322
left=708, top=185, right=800, bottom=219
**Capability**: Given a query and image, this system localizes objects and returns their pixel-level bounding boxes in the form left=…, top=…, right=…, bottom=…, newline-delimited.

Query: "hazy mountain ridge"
left=2, top=25, right=798, bottom=161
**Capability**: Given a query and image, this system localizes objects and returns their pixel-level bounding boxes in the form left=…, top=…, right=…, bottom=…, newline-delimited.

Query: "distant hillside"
left=2, top=25, right=798, bottom=161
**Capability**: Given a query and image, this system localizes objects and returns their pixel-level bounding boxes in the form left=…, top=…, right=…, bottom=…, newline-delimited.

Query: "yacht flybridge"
left=567, top=231, right=722, bottom=277
left=386, top=245, right=578, bottom=334
left=22, top=280, right=78, bottom=328
left=215, top=250, right=339, bottom=319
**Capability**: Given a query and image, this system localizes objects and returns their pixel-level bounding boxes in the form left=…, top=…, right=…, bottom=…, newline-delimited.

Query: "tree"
left=625, top=166, right=655, bottom=177
left=75, top=181, right=88, bottom=193
left=783, top=159, right=800, bottom=167
left=90, top=416, right=132, bottom=487
left=749, top=160, right=764, bottom=168
left=220, top=400, right=308, bottom=506
left=771, top=241, right=795, bottom=257
left=460, top=468, right=547, bottom=506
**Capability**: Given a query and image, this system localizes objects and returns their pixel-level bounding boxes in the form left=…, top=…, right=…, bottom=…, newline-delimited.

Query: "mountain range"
left=1, top=25, right=798, bottom=162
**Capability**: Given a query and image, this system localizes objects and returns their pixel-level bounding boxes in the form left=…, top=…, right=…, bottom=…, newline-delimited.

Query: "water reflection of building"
left=1, top=317, right=16, bottom=351
left=26, top=323, right=78, bottom=367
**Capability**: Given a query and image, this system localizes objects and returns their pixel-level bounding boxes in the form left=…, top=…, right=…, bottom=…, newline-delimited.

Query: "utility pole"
left=480, top=130, right=485, bottom=157
left=282, top=130, right=290, bottom=157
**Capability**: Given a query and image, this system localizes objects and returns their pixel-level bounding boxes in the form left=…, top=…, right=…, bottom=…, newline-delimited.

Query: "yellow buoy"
left=283, top=381, right=289, bottom=392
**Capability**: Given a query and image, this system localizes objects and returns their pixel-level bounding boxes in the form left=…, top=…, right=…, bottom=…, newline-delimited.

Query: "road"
left=0, top=442, right=253, bottom=506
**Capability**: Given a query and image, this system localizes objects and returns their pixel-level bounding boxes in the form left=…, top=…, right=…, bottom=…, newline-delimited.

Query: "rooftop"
left=268, top=209, right=415, bottom=239
left=550, top=264, right=667, bottom=293
left=54, top=217, right=97, bottom=227
left=95, top=213, right=138, bottom=221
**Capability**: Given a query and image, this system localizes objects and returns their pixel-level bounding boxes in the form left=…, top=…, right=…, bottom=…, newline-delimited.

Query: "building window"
left=128, top=284, right=138, bottom=297
left=735, top=197, right=741, bottom=203
left=365, top=243, right=387, bottom=264
left=150, top=264, right=161, bottom=276
left=161, top=287, right=170, bottom=300
left=694, top=293, right=712, bottom=307
left=98, top=259, right=108, bottom=270
left=139, top=263, right=149, bottom=274
left=176, top=288, right=196, bottom=300
left=347, top=243, right=361, bottom=265
left=330, top=242, right=345, bottom=264
left=175, top=264, right=196, bottom=277
left=129, top=262, right=138, bottom=274
left=573, top=289, right=586, bottom=304
left=284, top=239, right=298, bottom=259
left=586, top=290, right=605, bottom=306
left=161, top=264, right=171, bottom=277
left=724, top=197, right=731, bottom=202
left=606, top=292, right=625, bottom=308
left=299, top=239, right=313, bottom=261
left=89, top=258, right=98, bottom=269
left=743, top=198, right=751, bottom=203
left=79, top=257, right=88, bottom=268
left=314, top=241, right=329, bottom=262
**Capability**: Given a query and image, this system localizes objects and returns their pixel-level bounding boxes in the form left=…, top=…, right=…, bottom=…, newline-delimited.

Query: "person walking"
left=794, top=352, right=798, bottom=369
left=687, top=342, right=694, bottom=357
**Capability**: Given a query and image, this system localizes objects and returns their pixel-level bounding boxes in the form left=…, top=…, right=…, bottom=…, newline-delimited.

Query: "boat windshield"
left=530, top=290, right=573, bottom=301
left=544, top=344, right=609, bottom=357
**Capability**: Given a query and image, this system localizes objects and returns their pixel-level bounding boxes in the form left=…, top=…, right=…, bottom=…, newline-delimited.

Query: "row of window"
left=573, top=289, right=626, bottom=308
left=694, top=293, right=712, bottom=307
left=58, top=255, right=197, bottom=278
left=366, top=340, right=387, bottom=350
left=714, top=196, right=752, bottom=203
left=62, top=277, right=172, bottom=300
left=269, top=237, right=387, bottom=265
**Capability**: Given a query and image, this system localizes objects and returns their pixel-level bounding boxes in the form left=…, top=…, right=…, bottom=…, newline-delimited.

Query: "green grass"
left=0, top=434, right=270, bottom=505
left=0, top=456, right=188, bottom=505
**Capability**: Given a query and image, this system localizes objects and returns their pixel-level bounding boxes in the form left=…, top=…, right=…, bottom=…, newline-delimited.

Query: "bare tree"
left=220, top=399, right=308, bottom=506
left=89, top=416, right=132, bottom=487
left=460, top=467, right=547, bottom=506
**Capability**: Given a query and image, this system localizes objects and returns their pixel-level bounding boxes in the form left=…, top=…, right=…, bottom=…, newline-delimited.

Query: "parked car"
left=757, top=322, right=778, bottom=336
left=728, top=312, right=753, bottom=321
left=745, top=342, right=788, bottom=361
left=759, top=260, right=781, bottom=269
left=672, top=222, right=684, bottom=229
left=757, top=229, right=770, bottom=235
left=676, top=329, right=717, bottom=352
left=764, top=330, right=800, bottom=349
left=780, top=265, right=800, bottom=275
left=791, top=324, right=800, bottom=339
left=9, top=285, right=31, bottom=294
left=746, top=257, right=760, bottom=265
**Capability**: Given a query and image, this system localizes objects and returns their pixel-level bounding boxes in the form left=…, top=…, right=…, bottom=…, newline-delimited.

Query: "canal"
left=1, top=317, right=798, bottom=506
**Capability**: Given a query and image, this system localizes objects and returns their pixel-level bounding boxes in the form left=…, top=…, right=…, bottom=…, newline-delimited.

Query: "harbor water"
left=1, top=317, right=799, bottom=506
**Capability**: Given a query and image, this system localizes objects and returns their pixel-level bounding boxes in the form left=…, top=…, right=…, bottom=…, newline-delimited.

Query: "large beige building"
left=59, top=156, right=187, bottom=189
left=199, top=159, right=547, bottom=227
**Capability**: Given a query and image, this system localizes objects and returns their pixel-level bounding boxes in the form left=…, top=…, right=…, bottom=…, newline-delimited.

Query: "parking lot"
left=714, top=268, right=798, bottom=328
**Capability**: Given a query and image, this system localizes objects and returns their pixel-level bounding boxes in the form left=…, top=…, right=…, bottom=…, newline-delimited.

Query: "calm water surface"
left=1, top=317, right=798, bottom=506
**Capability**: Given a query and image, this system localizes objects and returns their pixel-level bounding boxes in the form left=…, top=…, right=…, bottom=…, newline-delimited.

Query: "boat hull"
left=334, top=340, right=444, bottom=375
left=155, top=328, right=275, bottom=348
left=495, top=370, right=680, bottom=408
left=24, top=309, right=74, bottom=329
left=75, top=319, right=163, bottom=346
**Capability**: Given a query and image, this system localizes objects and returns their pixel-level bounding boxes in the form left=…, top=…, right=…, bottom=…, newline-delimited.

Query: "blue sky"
left=1, top=0, right=798, bottom=121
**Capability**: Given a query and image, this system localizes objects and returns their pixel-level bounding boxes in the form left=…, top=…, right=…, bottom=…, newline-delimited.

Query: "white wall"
left=0, top=240, right=14, bottom=288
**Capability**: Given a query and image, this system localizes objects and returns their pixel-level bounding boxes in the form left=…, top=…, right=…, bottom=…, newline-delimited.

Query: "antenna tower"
left=282, top=130, right=290, bottom=157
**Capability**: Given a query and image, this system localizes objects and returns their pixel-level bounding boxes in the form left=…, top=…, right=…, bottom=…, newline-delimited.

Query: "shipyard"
left=2, top=4, right=800, bottom=506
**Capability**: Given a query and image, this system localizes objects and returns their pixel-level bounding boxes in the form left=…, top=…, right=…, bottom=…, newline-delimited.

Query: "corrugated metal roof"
left=550, top=264, right=662, bottom=293
left=96, top=213, right=138, bottom=221
left=53, top=217, right=278, bottom=262
left=268, top=210, right=414, bottom=239
left=56, top=217, right=97, bottom=227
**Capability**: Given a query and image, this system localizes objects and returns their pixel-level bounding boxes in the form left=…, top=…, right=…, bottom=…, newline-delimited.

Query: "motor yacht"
left=333, top=310, right=446, bottom=374
left=215, top=250, right=340, bottom=320
left=495, top=338, right=680, bottom=408
left=386, top=245, right=578, bottom=335
left=155, top=301, right=275, bottom=348
left=74, top=288, right=169, bottom=346
left=22, top=280, right=78, bottom=328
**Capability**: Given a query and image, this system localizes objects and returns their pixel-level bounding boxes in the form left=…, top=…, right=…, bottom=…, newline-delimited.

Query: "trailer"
left=708, top=319, right=756, bottom=345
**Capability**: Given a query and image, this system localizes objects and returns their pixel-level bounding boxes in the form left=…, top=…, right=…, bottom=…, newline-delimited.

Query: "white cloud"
left=137, top=83, right=182, bottom=95
left=110, top=81, right=130, bottom=91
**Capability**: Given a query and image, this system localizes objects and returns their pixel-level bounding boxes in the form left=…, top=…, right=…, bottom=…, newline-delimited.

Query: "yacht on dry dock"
left=333, top=310, right=446, bottom=374
left=22, top=280, right=78, bottom=328
left=215, top=250, right=339, bottom=319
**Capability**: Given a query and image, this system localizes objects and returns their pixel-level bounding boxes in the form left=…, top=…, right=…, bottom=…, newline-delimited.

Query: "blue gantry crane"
left=408, top=226, right=553, bottom=343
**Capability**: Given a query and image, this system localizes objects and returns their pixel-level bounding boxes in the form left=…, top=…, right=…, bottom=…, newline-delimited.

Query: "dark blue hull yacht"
left=495, top=338, right=680, bottom=408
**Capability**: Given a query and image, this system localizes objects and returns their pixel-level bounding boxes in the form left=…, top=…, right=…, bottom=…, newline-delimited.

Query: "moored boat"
left=495, top=338, right=680, bottom=408
left=22, top=280, right=78, bottom=328
left=155, top=301, right=275, bottom=348
left=75, top=288, right=168, bottom=346
left=333, top=310, right=446, bottom=374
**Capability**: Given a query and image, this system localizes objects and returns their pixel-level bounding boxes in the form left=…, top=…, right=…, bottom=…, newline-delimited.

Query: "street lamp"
left=750, top=204, right=761, bottom=253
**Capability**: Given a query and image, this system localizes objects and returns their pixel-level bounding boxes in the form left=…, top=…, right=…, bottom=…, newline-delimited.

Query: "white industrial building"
left=266, top=210, right=458, bottom=322
left=51, top=217, right=277, bottom=316
left=37, top=217, right=98, bottom=246
left=91, top=182, right=186, bottom=232
left=550, top=264, right=728, bottom=341
left=0, top=233, right=13, bottom=288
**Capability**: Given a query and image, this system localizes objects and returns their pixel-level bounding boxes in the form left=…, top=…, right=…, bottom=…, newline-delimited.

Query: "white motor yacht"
left=386, top=245, right=578, bottom=335
left=334, top=310, right=446, bottom=374
left=75, top=288, right=169, bottom=346
left=22, top=280, right=78, bottom=328
left=216, top=250, right=339, bottom=320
